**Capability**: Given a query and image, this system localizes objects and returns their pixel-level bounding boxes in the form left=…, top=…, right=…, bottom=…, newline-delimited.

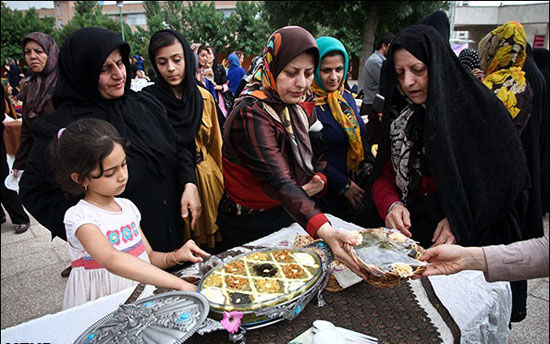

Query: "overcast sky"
left=2, top=0, right=548, bottom=11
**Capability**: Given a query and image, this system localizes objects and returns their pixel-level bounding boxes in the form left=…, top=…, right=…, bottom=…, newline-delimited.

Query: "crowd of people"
left=1, top=9, right=548, bottom=324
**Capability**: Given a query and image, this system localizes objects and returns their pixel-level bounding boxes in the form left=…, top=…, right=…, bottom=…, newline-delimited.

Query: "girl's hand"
left=343, top=181, right=365, bottom=208
left=179, top=282, right=198, bottom=292
left=431, top=218, right=456, bottom=247
left=385, top=202, right=412, bottom=237
left=181, top=183, right=202, bottom=230
left=301, top=175, right=325, bottom=197
left=316, top=223, right=368, bottom=280
left=175, top=239, right=210, bottom=264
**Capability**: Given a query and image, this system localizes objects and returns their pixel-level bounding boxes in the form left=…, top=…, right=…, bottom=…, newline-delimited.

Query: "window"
left=56, top=2, right=61, bottom=16
left=217, top=9, right=234, bottom=18
left=127, top=14, right=146, bottom=26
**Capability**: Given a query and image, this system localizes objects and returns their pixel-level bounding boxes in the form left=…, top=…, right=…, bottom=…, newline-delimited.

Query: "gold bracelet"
left=172, top=250, right=184, bottom=265
left=163, top=252, right=170, bottom=267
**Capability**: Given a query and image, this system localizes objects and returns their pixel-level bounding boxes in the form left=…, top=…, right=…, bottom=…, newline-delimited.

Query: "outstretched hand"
left=317, top=224, right=368, bottom=280
left=175, top=239, right=210, bottom=264
left=415, top=244, right=486, bottom=278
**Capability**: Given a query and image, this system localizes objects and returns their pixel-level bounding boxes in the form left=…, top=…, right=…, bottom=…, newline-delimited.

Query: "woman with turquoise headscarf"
left=311, top=37, right=369, bottom=223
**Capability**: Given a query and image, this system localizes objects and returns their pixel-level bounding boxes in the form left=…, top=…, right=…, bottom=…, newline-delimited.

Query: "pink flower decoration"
left=220, top=311, right=243, bottom=334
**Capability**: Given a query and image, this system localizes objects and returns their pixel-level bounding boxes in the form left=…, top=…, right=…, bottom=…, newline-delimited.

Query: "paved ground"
left=1, top=210, right=548, bottom=343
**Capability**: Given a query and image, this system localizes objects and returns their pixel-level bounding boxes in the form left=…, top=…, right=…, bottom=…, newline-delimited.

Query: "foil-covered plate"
left=74, top=291, right=209, bottom=344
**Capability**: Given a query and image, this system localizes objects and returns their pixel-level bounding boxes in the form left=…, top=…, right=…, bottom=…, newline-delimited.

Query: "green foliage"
left=53, top=1, right=119, bottom=46
left=176, top=1, right=226, bottom=53
left=225, top=1, right=270, bottom=56
left=1, top=3, right=55, bottom=63
left=262, top=1, right=449, bottom=58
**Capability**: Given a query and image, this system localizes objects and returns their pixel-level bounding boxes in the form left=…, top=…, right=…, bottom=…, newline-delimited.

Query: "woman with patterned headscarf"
left=479, top=21, right=533, bottom=135
left=310, top=36, right=371, bottom=223
left=218, top=26, right=365, bottom=277
left=12, top=32, right=59, bottom=178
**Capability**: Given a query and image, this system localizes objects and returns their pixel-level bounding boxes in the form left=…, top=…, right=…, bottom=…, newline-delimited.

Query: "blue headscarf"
left=227, top=53, right=246, bottom=95
left=313, top=36, right=349, bottom=92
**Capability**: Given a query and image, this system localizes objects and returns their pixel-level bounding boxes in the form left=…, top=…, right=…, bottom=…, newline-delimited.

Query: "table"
left=2, top=118, right=22, bottom=155
left=0, top=215, right=512, bottom=344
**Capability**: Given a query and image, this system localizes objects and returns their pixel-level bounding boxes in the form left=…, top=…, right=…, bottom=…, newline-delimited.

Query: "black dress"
left=19, top=27, right=197, bottom=252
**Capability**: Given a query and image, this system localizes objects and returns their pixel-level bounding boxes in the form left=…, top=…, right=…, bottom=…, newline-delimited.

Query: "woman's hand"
left=181, top=183, right=202, bottom=230
left=385, top=202, right=412, bottom=237
left=12, top=169, right=20, bottom=178
left=301, top=175, right=325, bottom=197
left=343, top=181, right=365, bottom=208
left=416, top=244, right=487, bottom=278
left=431, top=218, right=456, bottom=247
left=175, top=239, right=210, bottom=264
left=471, top=68, right=485, bottom=81
left=317, top=223, right=368, bottom=280
left=214, top=85, right=223, bottom=91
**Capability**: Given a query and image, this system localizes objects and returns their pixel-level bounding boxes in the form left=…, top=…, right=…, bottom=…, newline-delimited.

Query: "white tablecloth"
left=1, top=215, right=511, bottom=344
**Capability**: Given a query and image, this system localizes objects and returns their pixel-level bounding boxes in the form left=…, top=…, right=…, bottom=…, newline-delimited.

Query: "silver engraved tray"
left=74, top=291, right=209, bottom=344
left=198, top=242, right=334, bottom=328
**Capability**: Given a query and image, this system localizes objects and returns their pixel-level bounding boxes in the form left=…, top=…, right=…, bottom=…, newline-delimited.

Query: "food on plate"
left=199, top=248, right=321, bottom=313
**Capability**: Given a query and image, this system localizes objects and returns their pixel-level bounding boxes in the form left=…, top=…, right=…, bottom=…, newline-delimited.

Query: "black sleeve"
left=19, top=131, right=78, bottom=241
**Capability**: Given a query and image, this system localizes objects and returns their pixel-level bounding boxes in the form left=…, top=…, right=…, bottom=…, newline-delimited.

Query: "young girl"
left=49, top=118, right=210, bottom=309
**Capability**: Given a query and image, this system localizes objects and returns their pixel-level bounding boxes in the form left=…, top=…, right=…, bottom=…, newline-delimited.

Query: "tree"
left=225, top=1, right=270, bottom=56
left=262, top=1, right=448, bottom=84
left=54, top=1, right=119, bottom=46
left=1, top=3, right=55, bottom=64
left=125, top=1, right=165, bottom=65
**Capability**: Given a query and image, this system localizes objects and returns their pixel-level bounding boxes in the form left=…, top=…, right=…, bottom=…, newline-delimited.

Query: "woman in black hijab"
left=370, top=24, right=529, bottom=249
left=20, top=27, right=200, bottom=254
left=369, top=24, right=531, bottom=323
left=143, top=30, right=224, bottom=250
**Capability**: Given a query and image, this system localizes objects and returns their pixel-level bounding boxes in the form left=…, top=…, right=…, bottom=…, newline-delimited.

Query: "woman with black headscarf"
left=369, top=24, right=531, bottom=323
left=370, top=24, right=529, bottom=249
left=20, top=27, right=200, bottom=254
left=12, top=32, right=59, bottom=178
left=143, top=30, right=224, bottom=250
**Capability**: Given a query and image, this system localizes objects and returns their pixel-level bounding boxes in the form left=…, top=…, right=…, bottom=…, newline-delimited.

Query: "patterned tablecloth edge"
left=409, top=277, right=461, bottom=344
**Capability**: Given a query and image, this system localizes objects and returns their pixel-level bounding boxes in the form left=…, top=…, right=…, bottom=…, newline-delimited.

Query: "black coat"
left=19, top=27, right=197, bottom=252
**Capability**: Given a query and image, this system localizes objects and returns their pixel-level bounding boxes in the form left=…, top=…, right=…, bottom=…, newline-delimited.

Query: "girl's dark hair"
left=149, top=31, right=179, bottom=60
left=48, top=118, right=126, bottom=196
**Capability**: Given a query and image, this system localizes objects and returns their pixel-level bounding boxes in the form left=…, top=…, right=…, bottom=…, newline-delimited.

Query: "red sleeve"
left=371, top=154, right=401, bottom=219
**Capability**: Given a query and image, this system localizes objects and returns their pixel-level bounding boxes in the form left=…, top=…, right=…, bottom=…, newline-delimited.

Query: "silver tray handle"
left=199, top=255, right=224, bottom=275
left=306, top=241, right=334, bottom=274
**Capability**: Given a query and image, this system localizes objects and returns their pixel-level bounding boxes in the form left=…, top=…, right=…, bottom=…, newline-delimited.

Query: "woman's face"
left=320, top=53, right=345, bottom=92
left=98, top=49, right=126, bottom=100
left=198, top=49, right=210, bottom=68
left=393, top=48, right=429, bottom=105
left=24, top=40, right=48, bottom=73
left=155, top=41, right=185, bottom=87
left=276, top=52, right=315, bottom=104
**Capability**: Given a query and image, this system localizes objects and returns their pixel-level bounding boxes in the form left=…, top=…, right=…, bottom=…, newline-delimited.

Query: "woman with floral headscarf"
left=479, top=21, right=533, bottom=135
left=12, top=32, right=59, bottom=178
left=310, top=36, right=371, bottom=223
left=218, top=26, right=365, bottom=277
